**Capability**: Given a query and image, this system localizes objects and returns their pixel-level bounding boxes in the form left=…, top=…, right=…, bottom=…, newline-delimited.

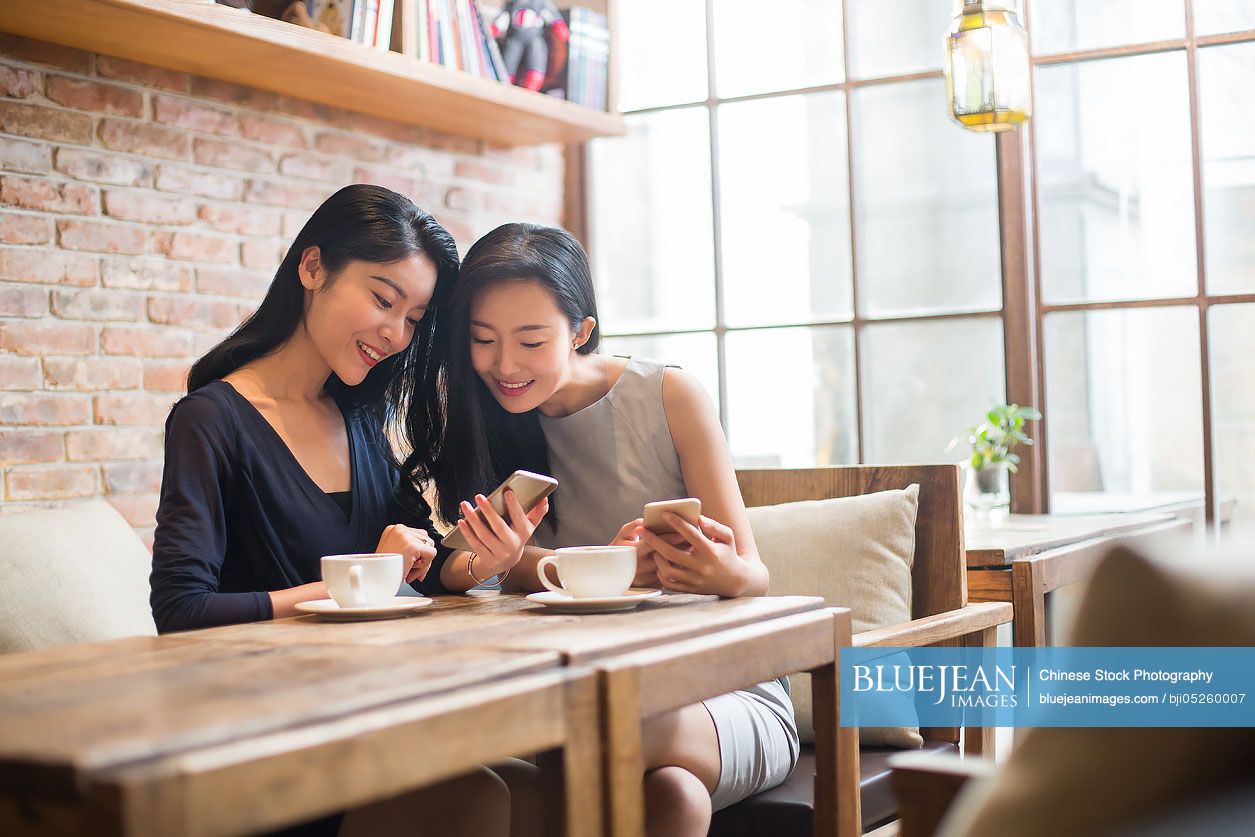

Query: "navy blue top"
left=150, top=380, right=451, bottom=633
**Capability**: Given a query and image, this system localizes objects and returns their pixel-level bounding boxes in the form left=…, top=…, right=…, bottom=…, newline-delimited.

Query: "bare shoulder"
left=660, top=366, right=719, bottom=442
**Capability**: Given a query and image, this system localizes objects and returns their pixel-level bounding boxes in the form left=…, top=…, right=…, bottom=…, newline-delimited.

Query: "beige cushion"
left=747, top=485, right=924, bottom=748
left=0, top=500, right=157, bottom=654
left=938, top=537, right=1255, bottom=837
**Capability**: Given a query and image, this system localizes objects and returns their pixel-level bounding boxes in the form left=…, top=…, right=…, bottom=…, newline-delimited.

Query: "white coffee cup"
left=321, top=553, right=403, bottom=608
left=536, top=545, right=636, bottom=598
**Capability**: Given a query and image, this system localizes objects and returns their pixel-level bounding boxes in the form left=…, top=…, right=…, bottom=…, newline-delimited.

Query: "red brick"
left=0, top=137, right=49, bottom=174
left=101, top=461, right=163, bottom=494
left=274, top=96, right=336, bottom=123
left=197, top=204, right=281, bottom=237
left=44, top=356, right=141, bottom=390
left=142, top=360, right=191, bottom=392
left=192, top=137, right=273, bottom=173
left=0, top=36, right=92, bottom=73
left=100, top=256, right=192, bottom=292
left=154, top=165, right=244, bottom=201
left=0, top=249, right=96, bottom=287
left=151, top=230, right=236, bottom=263
left=333, top=110, right=417, bottom=144
left=244, top=179, right=329, bottom=210
left=0, top=319, right=95, bottom=355
left=193, top=331, right=227, bottom=356
left=94, top=392, right=177, bottom=426
left=153, top=95, right=239, bottom=136
left=1, top=175, right=97, bottom=214
left=55, top=148, right=153, bottom=186
left=52, top=288, right=145, bottom=322
left=189, top=76, right=275, bottom=111
left=240, top=240, right=280, bottom=270
left=414, top=126, right=481, bottom=156
left=453, top=159, right=512, bottom=186
left=99, top=118, right=189, bottom=161
left=0, top=213, right=52, bottom=244
left=100, top=324, right=194, bottom=358
left=0, top=101, right=94, bottom=144
left=0, top=354, right=42, bottom=389
left=313, top=131, right=384, bottom=161
left=105, top=492, right=160, bottom=527
left=385, top=144, right=453, bottom=177
left=445, top=187, right=480, bottom=212
left=278, top=152, right=352, bottom=183
left=103, top=190, right=196, bottom=225
left=0, top=393, right=91, bottom=425
left=195, top=267, right=272, bottom=298
left=148, top=296, right=241, bottom=330
left=482, top=143, right=543, bottom=168
left=57, top=219, right=146, bottom=255
left=354, top=167, right=420, bottom=199
left=0, top=284, right=48, bottom=316
left=44, top=77, right=144, bottom=117
left=282, top=211, right=308, bottom=239
left=0, top=65, right=37, bottom=98
left=67, top=427, right=164, bottom=461
left=97, top=56, right=189, bottom=92
left=239, top=114, right=307, bottom=149
left=0, top=428, right=63, bottom=466
left=6, top=465, right=97, bottom=501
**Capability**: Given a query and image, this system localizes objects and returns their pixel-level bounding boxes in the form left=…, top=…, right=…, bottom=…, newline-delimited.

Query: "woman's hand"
left=611, top=518, right=689, bottom=589
left=456, top=490, right=549, bottom=576
left=376, top=523, right=439, bottom=583
left=637, top=513, right=751, bottom=598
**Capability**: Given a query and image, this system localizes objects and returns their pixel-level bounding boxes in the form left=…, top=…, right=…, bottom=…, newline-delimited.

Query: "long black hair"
left=187, top=183, right=459, bottom=513
left=433, top=222, right=599, bottom=530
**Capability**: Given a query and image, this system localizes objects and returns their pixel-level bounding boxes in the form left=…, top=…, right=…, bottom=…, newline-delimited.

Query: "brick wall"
left=0, top=35, right=566, bottom=543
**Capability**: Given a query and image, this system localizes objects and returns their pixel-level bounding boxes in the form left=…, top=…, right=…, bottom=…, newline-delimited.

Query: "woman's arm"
left=438, top=491, right=551, bottom=592
left=642, top=368, right=770, bottom=597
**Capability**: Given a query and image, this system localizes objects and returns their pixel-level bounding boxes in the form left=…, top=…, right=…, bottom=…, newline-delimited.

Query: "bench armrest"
left=853, top=602, right=1012, bottom=648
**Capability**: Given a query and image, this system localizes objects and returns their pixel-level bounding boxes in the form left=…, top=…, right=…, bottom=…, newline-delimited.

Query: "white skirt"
left=703, top=677, right=800, bottom=811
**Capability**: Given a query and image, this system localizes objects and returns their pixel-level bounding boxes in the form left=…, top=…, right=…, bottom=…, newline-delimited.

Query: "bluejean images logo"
left=840, top=647, right=1255, bottom=728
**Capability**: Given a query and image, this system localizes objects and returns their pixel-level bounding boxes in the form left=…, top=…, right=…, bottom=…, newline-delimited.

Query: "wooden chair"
left=709, top=465, right=1014, bottom=837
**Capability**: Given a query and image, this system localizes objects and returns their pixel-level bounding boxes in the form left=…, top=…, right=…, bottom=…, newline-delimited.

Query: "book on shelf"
left=543, top=6, right=608, bottom=111
left=308, top=0, right=395, bottom=49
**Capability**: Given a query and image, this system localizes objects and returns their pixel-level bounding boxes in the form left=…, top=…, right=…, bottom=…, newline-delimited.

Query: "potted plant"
left=954, top=403, right=1042, bottom=516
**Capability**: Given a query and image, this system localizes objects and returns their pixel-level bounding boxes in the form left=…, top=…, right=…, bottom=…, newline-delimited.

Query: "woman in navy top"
left=150, top=185, right=547, bottom=836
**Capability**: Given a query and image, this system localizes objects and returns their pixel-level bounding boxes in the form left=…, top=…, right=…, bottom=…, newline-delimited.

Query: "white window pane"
left=589, top=108, right=716, bottom=333
left=712, top=0, right=844, bottom=97
left=1209, top=303, right=1255, bottom=538
left=1193, top=0, right=1255, bottom=36
left=718, top=93, right=853, bottom=327
left=1035, top=53, right=1197, bottom=303
left=852, top=79, right=1001, bottom=316
left=847, top=0, right=953, bottom=79
left=1044, top=308, right=1203, bottom=503
left=1198, top=42, right=1255, bottom=295
left=617, top=0, right=708, bottom=111
left=726, top=326, right=857, bottom=466
left=1030, top=0, right=1183, bottom=55
left=861, top=317, right=1005, bottom=464
left=599, top=333, right=720, bottom=414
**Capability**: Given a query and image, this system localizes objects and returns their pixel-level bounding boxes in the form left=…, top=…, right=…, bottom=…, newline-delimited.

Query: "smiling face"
left=468, top=279, right=588, bottom=413
left=301, top=248, right=438, bottom=387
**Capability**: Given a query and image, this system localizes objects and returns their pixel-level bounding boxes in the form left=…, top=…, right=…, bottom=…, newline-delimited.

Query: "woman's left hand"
left=376, top=523, right=439, bottom=583
left=637, top=513, right=752, bottom=598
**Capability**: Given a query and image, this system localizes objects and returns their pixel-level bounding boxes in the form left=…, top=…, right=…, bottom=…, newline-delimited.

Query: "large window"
left=590, top=0, right=1005, bottom=470
left=588, top=0, right=1255, bottom=534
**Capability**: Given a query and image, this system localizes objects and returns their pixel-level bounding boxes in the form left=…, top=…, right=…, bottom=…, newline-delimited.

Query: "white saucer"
left=295, top=596, right=433, bottom=621
left=525, top=588, right=663, bottom=614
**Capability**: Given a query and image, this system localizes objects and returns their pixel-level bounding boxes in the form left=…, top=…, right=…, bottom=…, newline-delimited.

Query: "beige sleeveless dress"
left=535, top=356, right=799, bottom=810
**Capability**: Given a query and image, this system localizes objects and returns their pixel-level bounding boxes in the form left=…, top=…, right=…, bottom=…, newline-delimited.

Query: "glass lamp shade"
left=945, top=0, right=1032, bottom=132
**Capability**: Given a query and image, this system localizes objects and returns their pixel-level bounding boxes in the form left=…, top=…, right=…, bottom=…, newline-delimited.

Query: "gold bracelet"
left=467, top=553, right=510, bottom=589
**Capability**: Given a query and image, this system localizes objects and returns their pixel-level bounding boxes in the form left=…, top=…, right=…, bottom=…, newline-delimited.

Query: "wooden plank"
left=966, top=569, right=1013, bottom=602
left=813, top=609, right=859, bottom=837
left=91, top=671, right=579, bottom=837
left=0, top=0, right=625, bottom=146
left=852, top=603, right=1012, bottom=649
left=1011, top=559, right=1046, bottom=647
left=600, top=666, right=644, bottom=837
left=0, top=637, right=559, bottom=795
left=737, top=466, right=967, bottom=620
left=965, top=511, right=1175, bottom=567
left=961, top=627, right=998, bottom=759
left=1034, top=520, right=1191, bottom=592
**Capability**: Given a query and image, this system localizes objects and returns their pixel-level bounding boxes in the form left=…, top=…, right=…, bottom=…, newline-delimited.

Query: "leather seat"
left=710, top=742, right=960, bottom=835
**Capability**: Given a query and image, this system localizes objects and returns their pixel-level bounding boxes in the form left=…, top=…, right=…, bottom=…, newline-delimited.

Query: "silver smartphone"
left=440, top=469, right=558, bottom=552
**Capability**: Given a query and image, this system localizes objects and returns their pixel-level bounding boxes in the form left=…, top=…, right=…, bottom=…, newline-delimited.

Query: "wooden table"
left=0, top=632, right=599, bottom=837
left=204, top=592, right=843, bottom=837
left=965, top=512, right=1193, bottom=645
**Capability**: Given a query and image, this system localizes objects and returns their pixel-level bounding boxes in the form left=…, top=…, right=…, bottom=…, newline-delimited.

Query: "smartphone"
left=440, top=470, right=558, bottom=552
left=642, top=498, right=701, bottom=535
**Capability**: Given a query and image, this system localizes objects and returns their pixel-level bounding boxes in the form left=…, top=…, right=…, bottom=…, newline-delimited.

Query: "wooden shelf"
left=0, top=0, right=625, bottom=146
